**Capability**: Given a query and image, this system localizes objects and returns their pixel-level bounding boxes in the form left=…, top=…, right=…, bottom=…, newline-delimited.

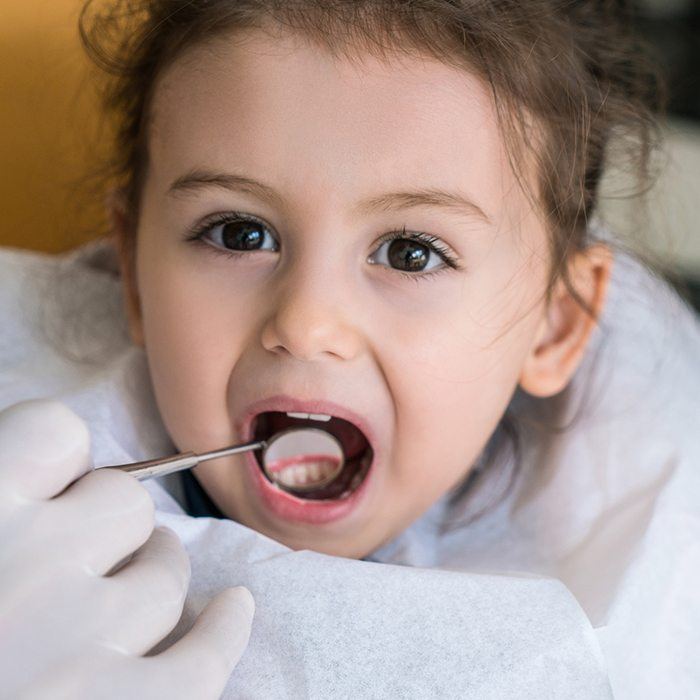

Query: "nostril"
left=260, top=299, right=363, bottom=362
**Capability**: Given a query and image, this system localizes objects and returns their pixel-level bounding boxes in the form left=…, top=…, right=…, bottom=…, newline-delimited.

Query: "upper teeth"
left=285, top=412, right=332, bottom=422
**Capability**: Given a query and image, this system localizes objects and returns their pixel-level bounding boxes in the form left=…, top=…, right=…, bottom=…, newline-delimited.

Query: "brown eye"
left=221, top=220, right=266, bottom=250
left=200, top=216, right=278, bottom=254
left=387, top=239, right=430, bottom=272
left=368, top=231, right=450, bottom=276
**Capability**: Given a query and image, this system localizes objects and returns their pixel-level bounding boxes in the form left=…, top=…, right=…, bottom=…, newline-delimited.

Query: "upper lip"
left=237, top=394, right=378, bottom=457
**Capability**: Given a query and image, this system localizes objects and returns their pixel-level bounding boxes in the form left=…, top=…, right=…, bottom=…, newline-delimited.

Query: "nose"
left=260, top=266, right=364, bottom=362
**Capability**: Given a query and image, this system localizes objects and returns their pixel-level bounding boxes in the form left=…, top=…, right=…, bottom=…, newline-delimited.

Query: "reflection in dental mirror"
left=262, top=428, right=344, bottom=494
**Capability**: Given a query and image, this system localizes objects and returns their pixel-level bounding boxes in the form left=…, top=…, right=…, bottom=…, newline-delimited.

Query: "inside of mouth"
left=253, top=411, right=373, bottom=500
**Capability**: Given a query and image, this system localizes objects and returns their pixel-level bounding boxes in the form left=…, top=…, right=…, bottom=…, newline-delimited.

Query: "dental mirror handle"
left=104, top=440, right=266, bottom=481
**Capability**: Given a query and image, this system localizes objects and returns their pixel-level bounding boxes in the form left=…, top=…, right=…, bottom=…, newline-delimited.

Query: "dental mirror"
left=106, top=427, right=345, bottom=495
left=261, top=427, right=345, bottom=493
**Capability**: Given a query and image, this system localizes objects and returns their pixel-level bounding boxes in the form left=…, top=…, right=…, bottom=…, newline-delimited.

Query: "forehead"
left=146, top=28, right=519, bottom=221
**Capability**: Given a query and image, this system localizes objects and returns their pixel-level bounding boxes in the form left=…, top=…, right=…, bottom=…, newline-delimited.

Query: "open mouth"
left=252, top=411, right=374, bottom=500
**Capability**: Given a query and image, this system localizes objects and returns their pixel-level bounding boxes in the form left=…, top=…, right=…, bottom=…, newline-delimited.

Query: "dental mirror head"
left=260, top=427, right=344, bottom=494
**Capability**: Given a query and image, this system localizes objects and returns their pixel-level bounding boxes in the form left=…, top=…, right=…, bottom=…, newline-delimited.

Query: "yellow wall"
left=0, top=0, right=110, bottom=253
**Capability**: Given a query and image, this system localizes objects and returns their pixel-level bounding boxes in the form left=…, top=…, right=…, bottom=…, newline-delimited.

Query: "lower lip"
left=243, top=450, right=375, bottom=525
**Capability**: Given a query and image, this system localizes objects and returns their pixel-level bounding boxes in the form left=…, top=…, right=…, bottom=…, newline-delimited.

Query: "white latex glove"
left=0, top=399, right=254, bottom=699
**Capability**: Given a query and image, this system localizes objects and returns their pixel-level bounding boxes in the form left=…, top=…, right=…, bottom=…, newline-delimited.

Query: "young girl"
left=2, top=0, right=699, bottom=697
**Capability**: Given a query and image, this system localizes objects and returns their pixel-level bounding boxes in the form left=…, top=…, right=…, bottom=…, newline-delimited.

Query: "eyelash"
left=378, top=228, right=460, bottom=281
left=183, top=212, right=462, bottom=281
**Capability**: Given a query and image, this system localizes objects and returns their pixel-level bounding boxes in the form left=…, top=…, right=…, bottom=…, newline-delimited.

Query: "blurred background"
left=0, top=0, right=699, bottom=310
left=599, top=0, right=700, bottom=310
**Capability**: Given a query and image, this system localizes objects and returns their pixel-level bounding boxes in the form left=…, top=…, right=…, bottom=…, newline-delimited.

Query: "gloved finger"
left=143, top=586, right=255, bottom=699
left=1, top=528, right=181, bottom=687
left=97, top=526, right=191, bottom=657
left=0, top=567, right=106, bottom=689
left=5, top=467, right=155, bottom=580
left=0, top=399, right=91, bottom=503
left=15, top=587, right=254, bottom=700
left=47, top=467, right=155, bottom=577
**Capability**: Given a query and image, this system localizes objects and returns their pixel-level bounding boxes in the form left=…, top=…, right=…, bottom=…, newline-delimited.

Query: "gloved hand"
left=0, top=399, right=254, bottom=699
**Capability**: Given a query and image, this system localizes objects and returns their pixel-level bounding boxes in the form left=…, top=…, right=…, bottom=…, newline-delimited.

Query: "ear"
left=518, top=243, right=614, bottom=398
left=105, top=188, right=145, bottom=348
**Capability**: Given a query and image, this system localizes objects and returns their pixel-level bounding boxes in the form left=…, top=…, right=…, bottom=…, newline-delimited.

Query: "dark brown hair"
left=78, top=0, right=669, bottom=314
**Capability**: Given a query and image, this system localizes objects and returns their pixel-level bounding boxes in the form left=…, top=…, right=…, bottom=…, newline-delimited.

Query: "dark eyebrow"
left=356, top=188, right=491, bottom=225
left=167, top=168, right=491, bottom=225
left=168, top=169, right=287, bottom=209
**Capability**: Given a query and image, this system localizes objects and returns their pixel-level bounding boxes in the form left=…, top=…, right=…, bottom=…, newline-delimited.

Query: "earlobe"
left=106, top=188, right=145, bottom=348
left=518, top=244, right=614, bottom=398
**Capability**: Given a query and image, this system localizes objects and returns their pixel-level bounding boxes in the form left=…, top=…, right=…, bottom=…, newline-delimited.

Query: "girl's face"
left=125, top=29, right=563, bottom=558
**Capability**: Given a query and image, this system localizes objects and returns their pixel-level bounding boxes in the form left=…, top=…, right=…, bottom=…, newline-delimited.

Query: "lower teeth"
left=276, top=450, right=371, bottom=500
left=270, top=457, right=341, bottom=490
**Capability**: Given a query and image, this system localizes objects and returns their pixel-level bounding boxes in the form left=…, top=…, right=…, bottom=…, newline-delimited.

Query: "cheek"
left=136, top=245, right=246, bottom=445
left=383, top=264, right=543, bottom=498
left=387, top=343, right=512, bottom=501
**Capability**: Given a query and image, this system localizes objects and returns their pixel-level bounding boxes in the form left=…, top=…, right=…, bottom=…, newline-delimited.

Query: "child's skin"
left=113, top=26, right=612, bottom=559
